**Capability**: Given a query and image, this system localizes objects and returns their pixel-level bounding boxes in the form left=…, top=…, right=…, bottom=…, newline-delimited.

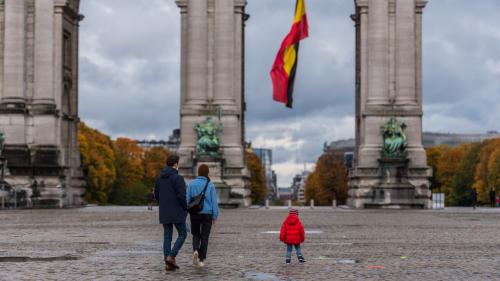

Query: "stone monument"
left=349, top=0, right=432, bottom=208
left=0, top=0, right=85, bottom=207
left=175, top=0, right=250, bottom=207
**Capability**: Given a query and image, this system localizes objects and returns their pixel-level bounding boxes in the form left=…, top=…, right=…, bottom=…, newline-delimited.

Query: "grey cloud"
left=79, top=0, right=500, bottom=185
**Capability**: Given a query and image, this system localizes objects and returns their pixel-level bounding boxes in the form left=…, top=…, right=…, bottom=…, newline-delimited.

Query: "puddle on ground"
left=313, top=257, right=359, bottom=264
left=244, top=271, right=281, bottom=281
left=0, top=255, right=80, bottom=263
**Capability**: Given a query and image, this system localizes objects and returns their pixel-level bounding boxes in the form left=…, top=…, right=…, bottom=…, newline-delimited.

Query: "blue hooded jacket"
left=154, top=167, right=187, bottom=224
left=186, top=176, right=219, bottom=219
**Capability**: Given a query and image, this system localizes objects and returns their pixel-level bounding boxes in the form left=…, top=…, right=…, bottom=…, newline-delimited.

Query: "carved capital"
left=416, top=0, right=427, bottom=14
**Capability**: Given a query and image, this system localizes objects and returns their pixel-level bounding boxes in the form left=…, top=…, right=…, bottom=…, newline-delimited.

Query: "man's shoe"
left=199, top=261, right=205, bottom=267
left=285, top=258, right=291, bottom=264
left=166, top=256, right=180, bottom=270
left=298, top=256, right=306, bottom=263
left=192, top=251, right=200, bottom=266
left=165, top=257, right=175, bottom=271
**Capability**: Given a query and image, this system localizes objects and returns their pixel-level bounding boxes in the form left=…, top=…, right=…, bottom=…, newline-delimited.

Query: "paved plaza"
left=0, top=206, right=500, bottom=280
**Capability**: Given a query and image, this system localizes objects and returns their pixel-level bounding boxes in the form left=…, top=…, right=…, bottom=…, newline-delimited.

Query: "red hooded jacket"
left=279, top=214, right=305, bottom=245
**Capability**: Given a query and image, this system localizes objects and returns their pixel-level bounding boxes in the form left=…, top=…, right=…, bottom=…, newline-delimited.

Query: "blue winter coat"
left=154, top=167, right=187, bottom=224
left=186, top=177, right=219, bottom=220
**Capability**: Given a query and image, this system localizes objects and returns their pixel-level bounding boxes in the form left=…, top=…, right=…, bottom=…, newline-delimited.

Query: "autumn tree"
left=108, top=138, right=146, bottom=205
left=304, top=170, right=320, bottom=203
left=143, top=147, right=170, bottom=185
left=426, top=146, right=445, bottom=191
left=245, top=151, right=267, bottom=204
left=305, top=152, right=348, bottom=205
left=472, top=139, right=500, bottom=203
left=450, top=143, right=481, bottom=206
left=435, top=146, right=464, bottom=205
left=78, top=122, right=116, bottom=204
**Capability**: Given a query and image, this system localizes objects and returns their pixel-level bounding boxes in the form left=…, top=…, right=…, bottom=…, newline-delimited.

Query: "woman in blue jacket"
left=187, top=164, right=219, bottom=267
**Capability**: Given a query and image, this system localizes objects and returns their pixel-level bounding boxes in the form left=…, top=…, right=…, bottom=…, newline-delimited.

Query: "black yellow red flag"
left=270, top=0, right=309, bottom=108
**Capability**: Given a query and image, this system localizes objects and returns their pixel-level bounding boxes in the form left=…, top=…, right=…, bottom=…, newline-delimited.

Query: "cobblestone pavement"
left=1, top=206, right=500, bottom=280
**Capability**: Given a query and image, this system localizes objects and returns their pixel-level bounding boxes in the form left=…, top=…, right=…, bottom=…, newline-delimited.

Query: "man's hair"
left=198, top=164, right=209, bottom=177
left=166, top=155, right=180, bottom=167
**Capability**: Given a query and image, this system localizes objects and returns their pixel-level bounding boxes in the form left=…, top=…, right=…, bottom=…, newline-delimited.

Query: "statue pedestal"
left=349, top=157, right=431, bottom=209
left=192, top=155, right=242, bottom=208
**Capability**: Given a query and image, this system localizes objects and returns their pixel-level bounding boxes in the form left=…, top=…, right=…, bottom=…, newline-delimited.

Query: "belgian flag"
left=270, top=0, right=309, bottom=108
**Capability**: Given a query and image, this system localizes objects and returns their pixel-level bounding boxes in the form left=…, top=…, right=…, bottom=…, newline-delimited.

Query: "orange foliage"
left=143, top=147, right=170, bottom=184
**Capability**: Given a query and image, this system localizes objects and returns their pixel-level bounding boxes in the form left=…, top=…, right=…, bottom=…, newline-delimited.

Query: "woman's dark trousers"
left=190, top=213, right=213, bottom=261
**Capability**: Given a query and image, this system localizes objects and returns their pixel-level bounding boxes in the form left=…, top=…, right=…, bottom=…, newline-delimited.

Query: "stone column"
left=53, top=4, right=63, bottom=118
left=213, top=0, right=235, bottom=105
left=179, top=3, right=188, bottom=108
left=3, top=0, right=25, bottom=103
left=358, top=2, right=368, bottom=152
left=34, top=0, right=55, bottom=105
left=415, top=0, right=426, bottom=107
left=0, top=3, right=5, bottom=100
left=367, top=0, right=389, bottom=105
left=349, top=0, right=431, bottom=209
left=186, top=0, right=208, bottom=106
left=395, top=0, right=416, bottom=105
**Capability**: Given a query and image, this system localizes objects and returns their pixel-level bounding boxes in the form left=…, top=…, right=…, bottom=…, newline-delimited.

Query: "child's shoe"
left=285, top=258, right=291, bottom=264
left=298, top=256, right=306, bottom=263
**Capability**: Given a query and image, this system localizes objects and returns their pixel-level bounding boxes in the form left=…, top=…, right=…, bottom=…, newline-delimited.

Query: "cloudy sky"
left=79, top=0, right=500, bottom=186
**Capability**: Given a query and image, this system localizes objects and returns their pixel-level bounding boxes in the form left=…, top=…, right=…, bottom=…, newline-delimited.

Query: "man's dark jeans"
left=190, top=213, right=213, bottom=261
left=163, top=223, right=187, bottom=257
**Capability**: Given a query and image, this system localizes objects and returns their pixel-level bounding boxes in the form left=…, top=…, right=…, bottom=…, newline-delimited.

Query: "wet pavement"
left=1, top=206, right=500, bottom=280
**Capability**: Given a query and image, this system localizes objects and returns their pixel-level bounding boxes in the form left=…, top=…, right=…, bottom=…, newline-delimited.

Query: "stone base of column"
left=349, top=158, right=431, bottom=209
left=179, top=154, right=250, bottom=207
left=1, top=144, right=86, bottom=208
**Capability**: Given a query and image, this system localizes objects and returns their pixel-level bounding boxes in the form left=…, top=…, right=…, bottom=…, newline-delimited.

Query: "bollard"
left=310, top=199, right=315, bottom=209
left=332, top=199, right=337, bottom=208
left=265, top=199, right=270, bottom=209
left=287, top=200, right=292, bottom=208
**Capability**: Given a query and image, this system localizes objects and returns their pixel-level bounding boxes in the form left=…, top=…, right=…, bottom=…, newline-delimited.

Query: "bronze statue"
left=194, top=114, right=223, bottom=157
left=381, top=117, right=407, bottom=158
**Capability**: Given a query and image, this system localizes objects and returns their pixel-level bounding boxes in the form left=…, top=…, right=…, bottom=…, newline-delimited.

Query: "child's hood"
left=286, top=214, right=300, bottom=226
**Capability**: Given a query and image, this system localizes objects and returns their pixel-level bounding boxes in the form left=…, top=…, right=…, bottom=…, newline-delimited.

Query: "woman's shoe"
left=192, top=251, right=200, bottom=266
left=199, top=261, right=205, bottom=267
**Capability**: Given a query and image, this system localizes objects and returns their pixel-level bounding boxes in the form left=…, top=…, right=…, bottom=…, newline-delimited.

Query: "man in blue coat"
left=155, top=155, right=187, bottom=271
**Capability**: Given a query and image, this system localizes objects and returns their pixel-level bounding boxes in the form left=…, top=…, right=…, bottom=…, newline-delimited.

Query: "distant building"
left=422, top=131, right=500, bottom=147
left=325, top=131, right=500, bottom=157
left=277, top=187, right=293, bottom=201
left=290, top=170, right=310, bottom=203
left=252, top=148, right=278, bottom=200
left=136, top=128, right=181, bottom=151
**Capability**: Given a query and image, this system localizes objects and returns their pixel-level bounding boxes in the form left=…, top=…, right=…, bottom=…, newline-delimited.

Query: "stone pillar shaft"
left=34, top=0, right=55, bottom=105
left=395, top=0, right=416, bottom=105
left=367, top=0, right=389, bottom=104
left=214, top=0, right=235, bottom=105
left=3, top=0, right=25, bottom=103
left=186, top=0, right=208, bottom=105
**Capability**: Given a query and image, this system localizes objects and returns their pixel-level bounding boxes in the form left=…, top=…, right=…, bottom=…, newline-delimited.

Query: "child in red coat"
left=279, top=208, right=306, bottom=264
